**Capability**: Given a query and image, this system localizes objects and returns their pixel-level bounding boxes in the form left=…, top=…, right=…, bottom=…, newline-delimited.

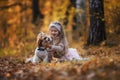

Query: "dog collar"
left=37, top=47, right=45, bottom=51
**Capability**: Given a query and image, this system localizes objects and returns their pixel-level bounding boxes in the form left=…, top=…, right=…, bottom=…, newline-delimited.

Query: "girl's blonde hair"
left=49, top=21, right=68, bottom=53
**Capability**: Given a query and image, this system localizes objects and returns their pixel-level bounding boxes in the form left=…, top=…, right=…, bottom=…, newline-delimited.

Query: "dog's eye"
left=44, top=37, right=47, bottom=40
left=45, top=37, right=49, bottom=41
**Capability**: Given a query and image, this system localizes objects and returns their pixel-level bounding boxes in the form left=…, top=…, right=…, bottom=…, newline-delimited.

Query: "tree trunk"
left=32, top=0, right=44, bottom=23
left=87, top=0, right=106, bottom=45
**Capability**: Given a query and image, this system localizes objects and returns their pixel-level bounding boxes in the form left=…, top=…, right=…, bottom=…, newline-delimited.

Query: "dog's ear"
left=37, top=39, right=43, bottom=47
left=37, top=33, right=42, bottom=44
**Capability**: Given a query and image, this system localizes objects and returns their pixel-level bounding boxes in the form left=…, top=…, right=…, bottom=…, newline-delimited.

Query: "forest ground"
left=0, top=33, right=120, bottom=80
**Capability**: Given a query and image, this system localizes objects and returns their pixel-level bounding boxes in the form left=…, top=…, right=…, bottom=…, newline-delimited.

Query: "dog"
left=25, top=32, right=52, bottom=64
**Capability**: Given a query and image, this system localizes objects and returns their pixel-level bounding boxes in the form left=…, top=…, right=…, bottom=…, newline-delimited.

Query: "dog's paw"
left=25, top=58, right=32, bottom=63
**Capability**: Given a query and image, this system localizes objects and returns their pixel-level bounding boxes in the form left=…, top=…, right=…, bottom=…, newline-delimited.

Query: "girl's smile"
left=50, top=27, right=59, bottom=39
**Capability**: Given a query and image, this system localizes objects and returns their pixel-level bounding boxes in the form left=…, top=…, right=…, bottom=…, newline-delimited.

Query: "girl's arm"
left=51, top=43, right=64, bottom=52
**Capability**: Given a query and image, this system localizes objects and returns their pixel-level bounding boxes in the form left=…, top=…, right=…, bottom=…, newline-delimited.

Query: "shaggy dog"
left=25, top=32, right=52, bottom=64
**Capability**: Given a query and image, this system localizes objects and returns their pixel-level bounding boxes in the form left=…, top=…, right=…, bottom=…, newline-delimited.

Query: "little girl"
left=47, top=21, right=86, bottom=61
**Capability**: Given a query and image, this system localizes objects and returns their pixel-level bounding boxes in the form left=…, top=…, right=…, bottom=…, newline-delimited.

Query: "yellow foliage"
left=0, top=0, right=120, bottom=56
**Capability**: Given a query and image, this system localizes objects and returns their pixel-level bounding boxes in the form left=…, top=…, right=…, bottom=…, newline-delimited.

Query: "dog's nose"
left=48, top=38, right=50, bottom=41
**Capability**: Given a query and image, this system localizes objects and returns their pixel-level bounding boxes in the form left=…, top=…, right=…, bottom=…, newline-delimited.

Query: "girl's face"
left=49, top=27, right=60, bottom=39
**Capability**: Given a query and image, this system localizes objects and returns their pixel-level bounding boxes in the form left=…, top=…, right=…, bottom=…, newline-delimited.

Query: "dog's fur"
left=25, top=32, right=52, bottom=64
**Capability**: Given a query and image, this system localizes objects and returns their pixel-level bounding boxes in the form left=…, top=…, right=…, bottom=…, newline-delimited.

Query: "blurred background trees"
left=0, top=0, right=120, bottom=55
left=32, top=0, right=44, bottom=23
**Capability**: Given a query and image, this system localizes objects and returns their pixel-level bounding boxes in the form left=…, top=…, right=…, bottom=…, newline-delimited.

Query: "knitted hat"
left=49, top=21, right=61, bottom=31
